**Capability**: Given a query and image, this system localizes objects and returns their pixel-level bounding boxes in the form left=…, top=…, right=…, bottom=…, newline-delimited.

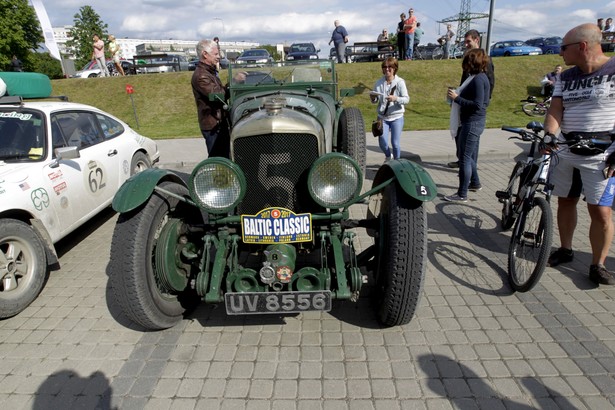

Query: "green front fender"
left=372, top=159, right=437, bottom=202
left=112, top=168, right=186, bottom=213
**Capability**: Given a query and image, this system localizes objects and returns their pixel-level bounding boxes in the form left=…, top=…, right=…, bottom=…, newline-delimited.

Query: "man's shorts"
left=550, top=145, right=615, bottom=206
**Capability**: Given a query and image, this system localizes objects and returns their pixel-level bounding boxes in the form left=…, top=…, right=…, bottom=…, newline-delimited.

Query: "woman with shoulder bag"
left=369, top=57, right=410, bottom=161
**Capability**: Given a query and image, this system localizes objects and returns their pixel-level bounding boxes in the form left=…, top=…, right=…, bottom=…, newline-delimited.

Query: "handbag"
left=371, top=85, right=397, bottom=138
left=371, top=119, right=383, bottom=137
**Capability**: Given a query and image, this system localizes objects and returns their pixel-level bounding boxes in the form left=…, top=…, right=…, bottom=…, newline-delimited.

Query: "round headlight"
left=189, top=158, right=246, bottom=213
left=308, top=153, right=362, bottom=208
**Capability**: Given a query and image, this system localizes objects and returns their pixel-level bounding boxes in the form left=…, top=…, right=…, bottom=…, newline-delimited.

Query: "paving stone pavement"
left=1, top=132, right=614, bottom=409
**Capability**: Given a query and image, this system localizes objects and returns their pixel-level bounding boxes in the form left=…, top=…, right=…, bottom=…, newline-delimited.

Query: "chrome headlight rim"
left=188, top=157, right=246, bottom=214
left=308, top=153, right=362, bottom=209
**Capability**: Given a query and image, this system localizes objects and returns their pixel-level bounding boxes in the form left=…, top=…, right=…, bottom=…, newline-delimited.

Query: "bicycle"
left=521, top=95, right=551, bottom=117
left=496, top=121, right=555, bottom=292
left=431, top=40, right=464, bottom=60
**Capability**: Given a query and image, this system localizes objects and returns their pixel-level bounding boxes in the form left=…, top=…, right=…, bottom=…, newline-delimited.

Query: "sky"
left=39, top=0, right=615, bottom=56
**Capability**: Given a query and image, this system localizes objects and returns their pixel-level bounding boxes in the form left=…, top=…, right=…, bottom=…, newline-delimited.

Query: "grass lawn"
left=51, top=54, right=572, bottom=140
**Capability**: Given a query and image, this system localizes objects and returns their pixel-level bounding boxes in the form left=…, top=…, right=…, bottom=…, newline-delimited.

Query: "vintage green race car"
left=109, top=60, right=436, bottom=330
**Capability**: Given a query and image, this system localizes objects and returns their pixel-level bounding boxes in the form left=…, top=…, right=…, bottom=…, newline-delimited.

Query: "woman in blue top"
left=444, top=48, right=490, bottom=202
left=370, top=57, right=410, bottom=160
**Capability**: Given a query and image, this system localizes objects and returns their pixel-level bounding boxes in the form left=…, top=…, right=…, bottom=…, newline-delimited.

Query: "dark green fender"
left=112, top=168, right=186, bottom=213
left=373, top=159, right=437, bottom=202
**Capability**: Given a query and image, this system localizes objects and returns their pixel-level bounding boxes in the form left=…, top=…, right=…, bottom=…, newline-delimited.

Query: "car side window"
left=54, top=112, right=104, bottom=149
left=95, top=114, right=124, bottom=140
left=50, top=117, right=69, bottom=154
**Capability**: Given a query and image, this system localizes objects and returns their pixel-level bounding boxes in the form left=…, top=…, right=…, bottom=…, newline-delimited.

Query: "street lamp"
left=213, top=18, right=225, bottom=37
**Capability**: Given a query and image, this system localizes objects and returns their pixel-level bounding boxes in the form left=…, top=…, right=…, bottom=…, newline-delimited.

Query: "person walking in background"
left=369, top=57, right=410, bottom=161
left=448, top=29, right=496, bottom=169
left=443, top=49, right=490, bottom=202
left=10, top=55, right=23, bottom=72
left=443, top=24, right=455, bottom=59
left=403, top=8, right=417, bottom=60
left=544, top=23, right=615, bottom=285
left=329, top=20, right=349, bottom=64
left=396, top=13, right=407, bottom=60
left=413, top=22, right=424, bottom=58
left=92, top=34, right=110, bottom=77
left=597, top=18, right=605, bottom=31
left=107, top=35, right=124, bottom=76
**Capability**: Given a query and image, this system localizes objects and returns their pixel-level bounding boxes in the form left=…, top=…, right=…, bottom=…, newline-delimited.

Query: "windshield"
left=0, top=110, right=46, bottom=162
left=227, top=60, right=337, bottom=99
left=241, top=50, right=268, bottom=57
left=290, top=44, right=315, bottom=53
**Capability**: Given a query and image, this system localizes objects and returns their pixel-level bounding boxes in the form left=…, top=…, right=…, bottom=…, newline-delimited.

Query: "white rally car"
left=0, top=72, right=159, bottom=318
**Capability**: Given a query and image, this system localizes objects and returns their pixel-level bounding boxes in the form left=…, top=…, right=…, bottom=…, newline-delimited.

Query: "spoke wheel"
left=508, top=196, right=552, bottom=292
left=374, top=183, right=427, bottom=326
left=522, top=102, right=547, bottom=117
left=431, top=48, right=443, bottom=60
left=501, top=161, right=524, bottom=230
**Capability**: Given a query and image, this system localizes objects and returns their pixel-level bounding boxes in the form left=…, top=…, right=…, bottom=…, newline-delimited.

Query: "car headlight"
left=189, top=158, right=246, bottom=213
left=287, top=56, right=295, bottom=60
left=308, top=153, right=362, bottom=208
left=309, top=55, right=317, bottom=60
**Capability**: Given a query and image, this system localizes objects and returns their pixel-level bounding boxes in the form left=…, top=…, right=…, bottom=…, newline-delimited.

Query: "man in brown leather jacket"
left=191, top=39, right=229, bottom=157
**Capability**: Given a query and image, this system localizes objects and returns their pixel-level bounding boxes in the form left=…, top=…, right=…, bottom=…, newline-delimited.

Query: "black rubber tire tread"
left=109, top=181, right=196, bottom=330
left=522, top=102, right=547, bottom=117
left=508, top=196, right=552, bottom=292
left=501, top=161, right=524, bottom=230
left=376, top=183, right=427, bottom=326
left=130, top=151, right=151, bottom=176
left=0, top=219, right=48, bottom=318
left=338, top=107, right=366, bottom=176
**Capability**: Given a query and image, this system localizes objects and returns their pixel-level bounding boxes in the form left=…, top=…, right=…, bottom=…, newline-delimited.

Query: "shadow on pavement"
left=33, top=370, right=115, bottom=410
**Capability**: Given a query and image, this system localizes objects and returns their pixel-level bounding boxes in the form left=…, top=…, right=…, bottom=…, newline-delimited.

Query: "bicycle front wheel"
left=522, top=102, right=547, bottom=117
left=508, top=196, right=553, bottom=292
left=431, top=48, right=443, bottom=60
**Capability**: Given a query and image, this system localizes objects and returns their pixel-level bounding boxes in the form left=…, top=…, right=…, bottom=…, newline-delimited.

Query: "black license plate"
left=225, top=291, right=331, bottom=315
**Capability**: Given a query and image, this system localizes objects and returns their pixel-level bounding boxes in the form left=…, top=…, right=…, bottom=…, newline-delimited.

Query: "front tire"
left=109, top=181, right=200, bottom=330
left=508, top=196, right=552, bottom=292
left=0, top=219, right=48, bottom=318
left=338, top=107, right=366, bottom=175
left=431, top=48, right=443, bottom=60
left=374, top=183, right=427, bottom=326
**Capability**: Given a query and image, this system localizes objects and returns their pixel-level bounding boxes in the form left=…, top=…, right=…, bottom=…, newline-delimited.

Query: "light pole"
left=213, top=18, right=225, bottom=37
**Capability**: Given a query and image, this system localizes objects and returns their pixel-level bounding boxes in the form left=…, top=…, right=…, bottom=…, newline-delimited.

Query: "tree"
left=0, top=0, right=43, bottom=70
left=30, top=52, right=63, bottom=79
left=66, top=6, right=108, bottom=69
left=260, top=45, right=282, bottom=62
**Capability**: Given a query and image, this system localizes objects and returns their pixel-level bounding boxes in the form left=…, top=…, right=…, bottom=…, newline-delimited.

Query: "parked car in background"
left=286, top=43, right=319, bottom=61
left=525, top=36, right=562, bottom=54
left=71, top=60, right=136, bottom=78
left=0, top=72, right=159, bottom=319
left=235, top=49, right=274, bottom=66
left=189, top=53, right=229, bottom=71
left=328, top=46, right=353, bottom=63
left=136, top=54, right=190, bottom=74
left=490, top=40, right=543, bottom=57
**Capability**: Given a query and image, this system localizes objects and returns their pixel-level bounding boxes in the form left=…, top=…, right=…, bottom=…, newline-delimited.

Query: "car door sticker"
left=53, top=182, right=67, bottom=196
left=31, top=188, right=50, bottom=211
left=85, top=160, right=107, bottom=195
left=48, top=170, right=63, bottom=182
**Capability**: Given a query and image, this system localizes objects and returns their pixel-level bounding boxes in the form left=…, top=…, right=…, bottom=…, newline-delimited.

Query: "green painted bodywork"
left=112, top=168, right=185, bottom=213
left=372, top=159, right=438, bottom=202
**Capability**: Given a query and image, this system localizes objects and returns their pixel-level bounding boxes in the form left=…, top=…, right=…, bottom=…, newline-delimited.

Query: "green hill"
left=51, top=55, right=568, bottom=140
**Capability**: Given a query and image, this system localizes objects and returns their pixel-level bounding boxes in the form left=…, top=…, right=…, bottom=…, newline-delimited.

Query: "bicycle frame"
left=510, top=142, right=553, bottom=220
